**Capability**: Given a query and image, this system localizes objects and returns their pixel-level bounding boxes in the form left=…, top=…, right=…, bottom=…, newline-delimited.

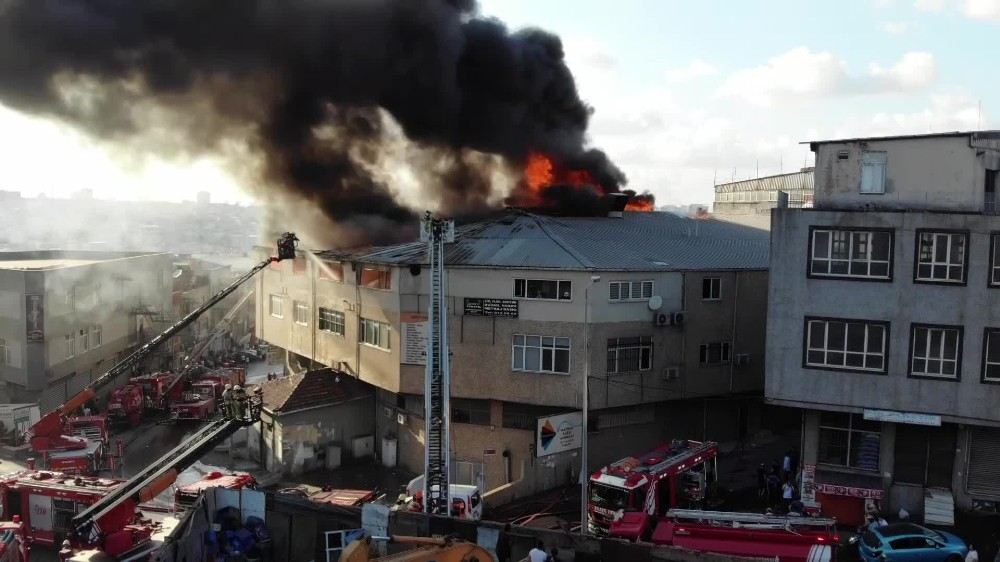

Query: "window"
left=609, top=280, right=653, bottom=302
left=514, top=278, right=572, bottom=301
left=809, top=228, right=892, bottom=280
left=360, top=318, right=390, bottom=350
left=702, top=277, right=721, bottom=300
left=293, top=301, right=309, bottom=326
left=894, top=424, right=955, bottom=487
left=699, top=342, right=731, bottom=365
left=983, top=329, right=1000, bottom=382
left=990, top=234, right=1000, bottom=287
left=77, top=329, right=88, bottom=353
left=915, top=231, right=967, bottom=284
left=65, top=334, right=75, bottom=359
left=318, top=308, right=345, bottom=336
left=512, top=334, right=571, bottom=374
left=607, top=337, right=652, bottom=373
left=360, top=266, right=391, bottom=290
left=805, top=317, right=888, bottom=373
left=452, top=399, right=491, bottom=425
left=817, top=412, right=880, bottom=471
left=269, top=294, right=284, bottom=318
left=909, top=324, right=961, bottom=380
left=89, top=325, right=102, bottom=348
left=318, top=261, right=344, bottom=282
left=0, top=338, right=7, bottom=365
left=860, top=151, right=887, bottom=194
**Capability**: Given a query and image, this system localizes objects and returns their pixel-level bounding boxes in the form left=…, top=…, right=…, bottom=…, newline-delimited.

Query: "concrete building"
left=766, top=131, right=1000, bottom=526
left=714, top=169, right=814, bottom=229
left=249, top=367, right=375, bottom=475
left=0, top=251, right=173, bottom=410
left=256, top=210, right=770, bottom=499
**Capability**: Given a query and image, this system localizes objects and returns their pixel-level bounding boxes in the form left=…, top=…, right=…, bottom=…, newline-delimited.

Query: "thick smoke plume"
left=0, top=0, right=627, bottom=246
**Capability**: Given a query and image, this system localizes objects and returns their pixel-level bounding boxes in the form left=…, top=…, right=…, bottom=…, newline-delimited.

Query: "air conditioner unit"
left=396, top=412, right=408, bottom=425
left=735, top=354, right=751, bottom=367
left=654, top=312, right=670, bottom=327
left=664, top=367, right=680, bottom=380
left=383, top=406, right=393, bottom=419
left=670, top=312, right=685, bottom=326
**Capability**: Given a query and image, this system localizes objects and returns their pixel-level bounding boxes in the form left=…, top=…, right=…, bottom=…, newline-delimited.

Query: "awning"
left=815, top=470, right=884, bottom=500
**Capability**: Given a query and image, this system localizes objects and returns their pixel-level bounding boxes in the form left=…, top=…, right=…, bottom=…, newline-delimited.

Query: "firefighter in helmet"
left=222, top=383, right=234, bottom=420
left=233, top=385, right=247, bottom=421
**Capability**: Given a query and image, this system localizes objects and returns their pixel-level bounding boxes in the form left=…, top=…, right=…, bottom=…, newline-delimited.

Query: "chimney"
left=607, top=193, right=629, bottom=218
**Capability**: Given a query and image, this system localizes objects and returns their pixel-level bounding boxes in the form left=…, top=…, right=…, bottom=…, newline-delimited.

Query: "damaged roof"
left=261, top=368, right=373, bottom=415
left=318, top=210, right=768, bottom=272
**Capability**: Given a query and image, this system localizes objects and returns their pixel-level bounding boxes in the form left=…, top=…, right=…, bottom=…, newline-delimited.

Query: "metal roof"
left=319, top=211, right=769, bottom=272
left=714, top=170, right=814, bottom=194
left=804, top=130, right=1000, bottom=146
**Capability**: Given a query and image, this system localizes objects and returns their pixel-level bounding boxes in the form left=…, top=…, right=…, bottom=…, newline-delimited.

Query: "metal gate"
left=966, top=428, right=1000, bottom=498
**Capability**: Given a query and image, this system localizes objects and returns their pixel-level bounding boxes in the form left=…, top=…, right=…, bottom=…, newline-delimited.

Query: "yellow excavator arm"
left=339, top=535, right=494, bottom=562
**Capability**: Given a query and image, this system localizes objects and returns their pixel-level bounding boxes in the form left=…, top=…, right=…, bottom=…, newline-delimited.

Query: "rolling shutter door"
left=966, top=428, right=1000, bottom=498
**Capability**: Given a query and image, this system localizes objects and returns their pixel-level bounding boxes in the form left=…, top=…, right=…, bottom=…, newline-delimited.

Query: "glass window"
left=699, top=342, right=731, bottom=365
left=293, top=301, right=309, bottom=326
left=318, top=308, right=345, bottom=336
left=818, top=412, right=880, bottom=471
left=360, top=267, right=391, bottom=290
left=514, top=279, right=572, bottom=301
left=89, top=325, right=102, bottom=348
left=984, top=329, right=1000, bottom=382
left=512, top=334, right=570, bottom=374
left=810, top=229, right=892, bottom=279
left=269, top=294, right=283, bottom=318
left=452, top=399, right=491, bottom=425
left=910, top=325, right=961, bottom=379
left=702, top=277, right=721, bottom=300
left=991, top=234, right=1000, bottom=287
left=916, top=231, right=967, bottom=283
left=318, top=261, right=344, bottom=282
left=860, top=151, right=887, bottom=194
left=0, top=338, right=7, bottom=366
left=607, top=336, right=653, bottom=374
left=805, top=318, right=887, bottom=373
left=360, top=318, right=390, bottom=350
left=609, top=280, right=654, bottom=302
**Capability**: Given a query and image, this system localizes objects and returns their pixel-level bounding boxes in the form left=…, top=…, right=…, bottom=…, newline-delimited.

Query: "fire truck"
left=649, top=509, right=838, bottom=562
left=45, top=416, right=115, bottom=476
left=588, top=440, right=718, bottom=537
left=0, top=519, right=28, bottom=562
left=130, top=372, right=182, bottom=411
left=168, top=383, right=217, bottom=421
left=172, top=472, right=256, bottom=511
left=105, top=384, right=144, bottom=426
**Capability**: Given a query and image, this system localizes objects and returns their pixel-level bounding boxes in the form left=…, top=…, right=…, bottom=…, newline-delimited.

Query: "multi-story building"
left=255, top=209, right=770, bottom=497
left=0, top=251, right=173, bottom=410
left=714, top=169, right=814, bottom=229
left=766, top=131, right=1000, bottom=526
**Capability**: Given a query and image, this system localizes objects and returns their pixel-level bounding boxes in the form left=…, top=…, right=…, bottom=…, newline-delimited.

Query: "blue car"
left=858, top=523, right=968, bottom=562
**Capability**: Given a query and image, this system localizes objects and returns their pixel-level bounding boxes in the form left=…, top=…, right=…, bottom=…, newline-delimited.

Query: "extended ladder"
left=421, top=214, right=455, bottom=515
left=666, top=509, right=837, bottom=529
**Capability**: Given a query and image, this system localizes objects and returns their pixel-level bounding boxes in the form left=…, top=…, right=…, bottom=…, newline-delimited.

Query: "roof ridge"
left=529, top=214, right=594, bottom=269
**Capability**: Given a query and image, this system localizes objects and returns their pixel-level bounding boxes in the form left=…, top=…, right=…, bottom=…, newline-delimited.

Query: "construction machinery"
left=339, top=535, right=492, bottom=562
left=26, top=233, right=298, bottom=469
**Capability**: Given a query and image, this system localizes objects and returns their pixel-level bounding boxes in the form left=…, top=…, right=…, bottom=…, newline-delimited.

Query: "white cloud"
left=665, top=59, right=718, bottom=83
left=883, top=21, right=911, bottom=34
left=914, top=0, right=946, bottom=12
left=717, top=48, right=936, bottom=105
left=963, top=0, right=1000, bottom=20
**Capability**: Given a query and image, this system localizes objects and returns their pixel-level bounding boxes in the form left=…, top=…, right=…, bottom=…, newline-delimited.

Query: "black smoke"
left=0, top=0, right=627, bottom=245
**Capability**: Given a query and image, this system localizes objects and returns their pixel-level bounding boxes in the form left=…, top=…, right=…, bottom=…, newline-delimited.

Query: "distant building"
left=713, top=168, right=814, bottom=229
left=0, top=251, right=173, bottom=409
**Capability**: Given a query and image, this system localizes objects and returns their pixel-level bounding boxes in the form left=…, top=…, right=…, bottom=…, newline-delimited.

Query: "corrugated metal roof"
left=319, top=211, right=769, bottom=272
left=714, top=170, right=814, bottom=193
left=803, top=130, right=994, bottom=146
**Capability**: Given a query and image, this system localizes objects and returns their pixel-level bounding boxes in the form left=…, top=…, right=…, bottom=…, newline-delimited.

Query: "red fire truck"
left=172, top=472, right=256, bottom=511
left=588, top=440, right=718, bottom=537
left=168, top=382, right=217, bottom=421
left=0, top=519, right=28, bottom=562
left=131, top=372, right=183, bottom=411
left=649, top=509, right=838, bottom=562
left=105, top=384, right=144, bottom=426
left=45, top=417, right=115, bottom=475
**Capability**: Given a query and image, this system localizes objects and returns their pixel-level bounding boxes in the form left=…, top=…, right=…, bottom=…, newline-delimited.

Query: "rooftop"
left=260, top=368, right=373, bottom=414
left=318, top=210, right=769, bottom=272
left=0, top=250, right=167, bottom=271
left=805, top=129, right=1000, bottom=147
left=714, top=169, right=814, bottom=194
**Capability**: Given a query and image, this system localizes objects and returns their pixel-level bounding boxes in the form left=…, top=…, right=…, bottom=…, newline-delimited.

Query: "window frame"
left=318, top=307, right=346, bottom=336
left=89, top=325, right=102, bottom=348
left=802, top=316, right=890, bottom=375
left=907, top=323, right=963, bottom=382
left=451, top=398, right=491, bottom=426
left=806, top=226, right=894, bottom=282
left=982, top=328, right=1000, bottom=384
left=293, top=301, right=309, bottom=326
left=817, top=412, right=881, bottom=472
left=608, top=280, right=654, bottom=303
left=860, top=151, right=887, bottom=194
left=698, top=342, right=732, bottom=365
left=0, top=338, right=7, bottom=366
left=912, top=229, right=970, bottom=286
left=989, top=232, right=1000, bottom=288
left=513, top=278, right=573, bottom=301
left=607, top=336, right=653, bottom=374
left=359, top=317, right=391, bottom=351
left=360, top=266, right=392, bottom=290
left=269, top=294, right=284, bottom=318
left=701, top=277, right=721, bottom=301
left=511, top=334, right=571, bottom=375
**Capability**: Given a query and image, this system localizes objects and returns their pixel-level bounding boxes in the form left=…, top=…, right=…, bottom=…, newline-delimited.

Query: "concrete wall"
left=813, top=136, right=988, bottom=211
left=767, top=208, right=1000, bottom=425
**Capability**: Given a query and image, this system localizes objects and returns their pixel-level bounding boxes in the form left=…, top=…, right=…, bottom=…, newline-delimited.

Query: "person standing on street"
left=781, top=479, right=795, bottom=513
left=967, top=545, right=979, bottom=562
left=528, top=540, right=548, bottom=562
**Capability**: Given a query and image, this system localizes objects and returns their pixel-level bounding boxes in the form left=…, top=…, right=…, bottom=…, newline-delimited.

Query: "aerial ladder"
left=27, top=233, right=299, bottom=457
left=420, top=213, right=455, bottom=516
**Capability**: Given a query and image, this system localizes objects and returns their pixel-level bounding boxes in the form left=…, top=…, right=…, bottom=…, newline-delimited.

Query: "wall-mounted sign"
left=25, top=294, right=44, bottom=342
left=863, top=409, right=941, bottom=427
left=463, top=298, right=518, bottom=318
left=400, top=313, right=428, bottom=366
left=800, top=464, right=817, bottom=506
left=536, top=412, right=583, bottom=457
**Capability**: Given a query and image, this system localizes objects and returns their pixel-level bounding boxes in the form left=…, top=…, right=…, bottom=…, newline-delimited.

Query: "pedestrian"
left=756, top=463, right=767, bottom=500
left=495, top=524, right=511, bottom=562
left=221, top=384, right=233, bottom=419
left=549, top=546, right=559, bottom=562
left=782, top=449, right=793, bottom=479
left=968, top=544, right=980, bottom=562
left=766, top=466, right=780, bottom=505
left=528, top=540, right=548, bottom=562
left=781, top=479, right=795, bottom=513
left=992, top=540, right=1000, bottom=562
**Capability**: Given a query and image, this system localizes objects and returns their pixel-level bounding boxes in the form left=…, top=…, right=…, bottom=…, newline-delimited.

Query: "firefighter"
left=221, top=384, right=234, bottom=420
left=233, top=385, right=247, bottom=421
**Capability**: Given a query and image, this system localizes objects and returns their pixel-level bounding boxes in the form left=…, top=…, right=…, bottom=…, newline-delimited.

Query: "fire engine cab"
left=589, top=439, right=718, bottom=537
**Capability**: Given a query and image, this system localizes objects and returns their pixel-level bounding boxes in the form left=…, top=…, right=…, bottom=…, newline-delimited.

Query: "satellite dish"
left=648, top=295, right=663, bottom=311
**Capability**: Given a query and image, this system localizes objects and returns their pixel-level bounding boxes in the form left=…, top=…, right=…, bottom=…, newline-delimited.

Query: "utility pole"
left=581, top=274, right=600, bottom=534
left=421, top=212, right=455, bottom=515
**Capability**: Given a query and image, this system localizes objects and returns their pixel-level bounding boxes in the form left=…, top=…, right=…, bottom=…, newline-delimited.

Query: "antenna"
left=780, top=156, right=783, bottom=174
left=756, top=159, right=759, bottom=178
left=979, top=100, right=983, bottom=129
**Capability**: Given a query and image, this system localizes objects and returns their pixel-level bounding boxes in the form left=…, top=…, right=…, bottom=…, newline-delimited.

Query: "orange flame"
left=520, top=151, right=655, bottom=212
left=625, top=198, right=655, bottom=212
left=525, top=152, right=554, bottom=190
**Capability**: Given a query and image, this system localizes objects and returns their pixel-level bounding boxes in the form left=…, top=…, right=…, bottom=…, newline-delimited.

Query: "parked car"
left=856, top=523, right=967, bottom=562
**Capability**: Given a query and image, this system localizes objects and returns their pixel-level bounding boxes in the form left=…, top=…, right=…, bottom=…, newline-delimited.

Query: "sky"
left=0, top=0, right=996, bottom=207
